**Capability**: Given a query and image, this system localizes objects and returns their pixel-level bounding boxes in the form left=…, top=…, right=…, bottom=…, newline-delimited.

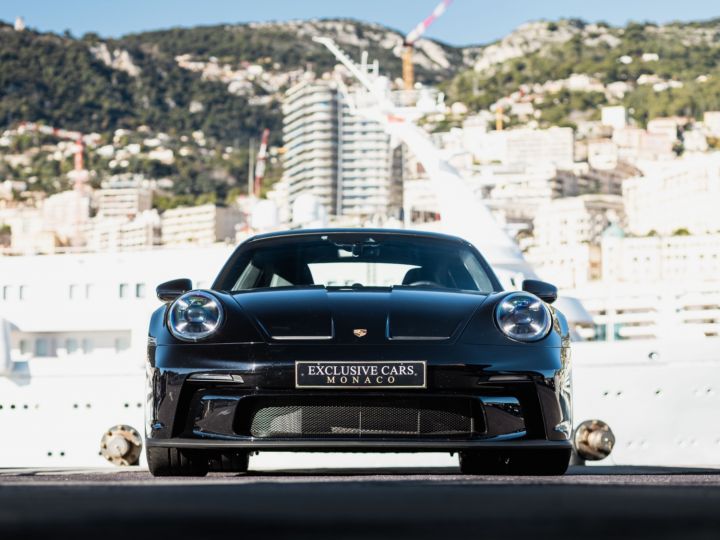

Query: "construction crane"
left=496, top=102, right=505, bottom=131
left=402, top=0, right=453, bottom=91
left=253, top=128, right=270, bottom=197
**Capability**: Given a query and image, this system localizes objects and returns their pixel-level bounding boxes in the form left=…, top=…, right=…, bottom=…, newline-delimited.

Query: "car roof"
left=245, top=228, right=471, bottom=246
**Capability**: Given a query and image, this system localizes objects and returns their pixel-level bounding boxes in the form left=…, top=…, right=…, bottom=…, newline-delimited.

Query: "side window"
left=460, top=252, right=494, bottom=293
left=233, top=262, right=262, bottom=290
left=119, top=283, right=129, bottom=299
left=35, top=338, right=48, bottom=357
left=115, top=337, right=130, bottom=352
left=269, top=274, right=292, bottom=287
left=66, top=338, right=78, bottom=355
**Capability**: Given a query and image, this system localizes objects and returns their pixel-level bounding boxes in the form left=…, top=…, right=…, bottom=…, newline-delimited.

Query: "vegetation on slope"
left=444, top=20, right=720, bottom=126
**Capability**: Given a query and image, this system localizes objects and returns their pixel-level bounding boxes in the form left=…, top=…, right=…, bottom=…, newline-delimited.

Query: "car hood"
left=231, top=287, right=488, bottom=344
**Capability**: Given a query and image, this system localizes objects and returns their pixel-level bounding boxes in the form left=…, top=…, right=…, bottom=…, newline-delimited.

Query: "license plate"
left=295, top=361, right=426, bottom=389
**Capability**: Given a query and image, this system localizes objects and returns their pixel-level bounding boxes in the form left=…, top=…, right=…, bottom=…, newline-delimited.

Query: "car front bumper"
left=145, top=342, right=573, bottom=452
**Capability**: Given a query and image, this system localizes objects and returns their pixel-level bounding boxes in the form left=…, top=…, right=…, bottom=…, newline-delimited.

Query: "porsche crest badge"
left=353, top=328, right=368, bottom=338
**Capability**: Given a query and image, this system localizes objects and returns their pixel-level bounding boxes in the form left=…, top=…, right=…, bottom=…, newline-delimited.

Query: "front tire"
left=459, top=448, right=571, bottom=475
left=146, top=447, right=209, bottom=477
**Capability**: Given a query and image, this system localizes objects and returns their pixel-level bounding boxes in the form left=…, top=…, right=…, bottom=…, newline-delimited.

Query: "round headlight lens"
left=168, top=291, right=224, bottom=342
left=495, top=292, right=552, bottom=342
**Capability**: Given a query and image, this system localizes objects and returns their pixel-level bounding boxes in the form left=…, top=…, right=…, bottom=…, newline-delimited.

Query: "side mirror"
left=522, top=279, right=557, bottom=304
left=156, top=278, right=192, bottom=302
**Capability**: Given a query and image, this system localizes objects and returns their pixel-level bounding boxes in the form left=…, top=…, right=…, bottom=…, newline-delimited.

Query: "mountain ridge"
left=2, top=17, right=720, bottom=143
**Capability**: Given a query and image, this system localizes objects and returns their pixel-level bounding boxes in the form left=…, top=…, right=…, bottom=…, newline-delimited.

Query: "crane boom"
left=253, top=128, right=270, bottom=197
left=402, top=0, right=453, bottom=91
left=405, top=0, right=453, bottom=44
left=313, top=37, right=380, bottom=97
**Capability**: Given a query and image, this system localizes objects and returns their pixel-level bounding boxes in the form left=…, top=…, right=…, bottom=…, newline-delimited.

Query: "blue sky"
left=0, top=0, right=718, bottom=46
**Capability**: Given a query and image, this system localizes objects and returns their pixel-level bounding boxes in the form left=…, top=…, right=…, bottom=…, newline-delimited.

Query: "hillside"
left=0, top=18, right=466, bottom=205
left=444, top=19, right=720, bottom=127
left=116, top=19, right=465, bottom=83
left=6, top=17, right=720, bottom=143
left=0, top=19, right=466, bottom=148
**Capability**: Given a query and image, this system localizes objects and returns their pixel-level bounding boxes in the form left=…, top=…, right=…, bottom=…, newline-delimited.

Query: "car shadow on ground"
left=240, top=464, right=720, bottom=478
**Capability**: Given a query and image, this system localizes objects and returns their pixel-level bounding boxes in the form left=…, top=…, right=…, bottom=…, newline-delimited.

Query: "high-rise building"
left=465, top=127, right=574, bottom=167
left=526, top=194, right=625, bottom=288
left=41, top=190, right=91, bottom=247
left=623, top=154, right=720, bottom=236
left=602, top=233, right=720, bottom=284
left=282, top=80, right=340, bottom=216
left=600, top=106, right=627, bottom=131
left=703, top=111, right=720, bottom=137
left=338, top=95, right=400, bottom=218
left=647, top=117, right=680, bottom=141
left=87, top=210, right=161, bottom=252
left=552, top=161, right=639, bottom=198
left=281, top=79, right=402, bottom=221
left=161, top=204, right=242, bottom=246
left=95, top=188, right=153, bottom=220
left=532, top=194, right=625, bottom=248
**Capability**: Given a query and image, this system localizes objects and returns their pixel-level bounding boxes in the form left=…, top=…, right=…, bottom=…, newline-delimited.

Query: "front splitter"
left=146, top=438, right=572, bottom=452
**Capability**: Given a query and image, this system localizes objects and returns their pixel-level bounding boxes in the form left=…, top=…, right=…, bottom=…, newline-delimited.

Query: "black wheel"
left=207, top=451, right=250, bottom=473
left=146, top=447, right=209, bottom=477
left=459, top=448, right=570, bottom=475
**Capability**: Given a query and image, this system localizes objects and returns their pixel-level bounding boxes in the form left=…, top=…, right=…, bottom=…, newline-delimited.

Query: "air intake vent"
left=245, top=397, right=478, bottom=438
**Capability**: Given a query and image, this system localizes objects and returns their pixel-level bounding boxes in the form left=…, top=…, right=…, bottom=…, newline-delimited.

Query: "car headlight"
left=495, top=292, right=552, bottom=342
left=168, top=291, right=224, bottom=342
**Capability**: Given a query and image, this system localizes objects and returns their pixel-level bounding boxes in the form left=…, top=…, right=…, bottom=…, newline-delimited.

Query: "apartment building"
left=281, top=79, right=402, bottom=222
left=161, top=204, right=242, bottom=246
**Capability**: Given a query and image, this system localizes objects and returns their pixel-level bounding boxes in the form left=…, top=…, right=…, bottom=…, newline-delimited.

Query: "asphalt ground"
left=1, top=465, right=719, bottom=540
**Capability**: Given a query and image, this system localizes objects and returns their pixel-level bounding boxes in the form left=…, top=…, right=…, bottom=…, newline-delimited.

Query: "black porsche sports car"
left=145, top=229, right=573, bottom=476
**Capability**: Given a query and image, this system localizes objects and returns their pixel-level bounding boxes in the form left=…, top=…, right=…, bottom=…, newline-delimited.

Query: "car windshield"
left=215, top=234, right=497, bottom=293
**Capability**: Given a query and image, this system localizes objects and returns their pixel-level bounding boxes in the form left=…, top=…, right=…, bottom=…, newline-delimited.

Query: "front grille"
left=245, top=397, right=478, bottom=438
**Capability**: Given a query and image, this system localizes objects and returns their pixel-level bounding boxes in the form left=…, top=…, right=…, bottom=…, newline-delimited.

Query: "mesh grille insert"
left=246, top=397, right=476, bottom=438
